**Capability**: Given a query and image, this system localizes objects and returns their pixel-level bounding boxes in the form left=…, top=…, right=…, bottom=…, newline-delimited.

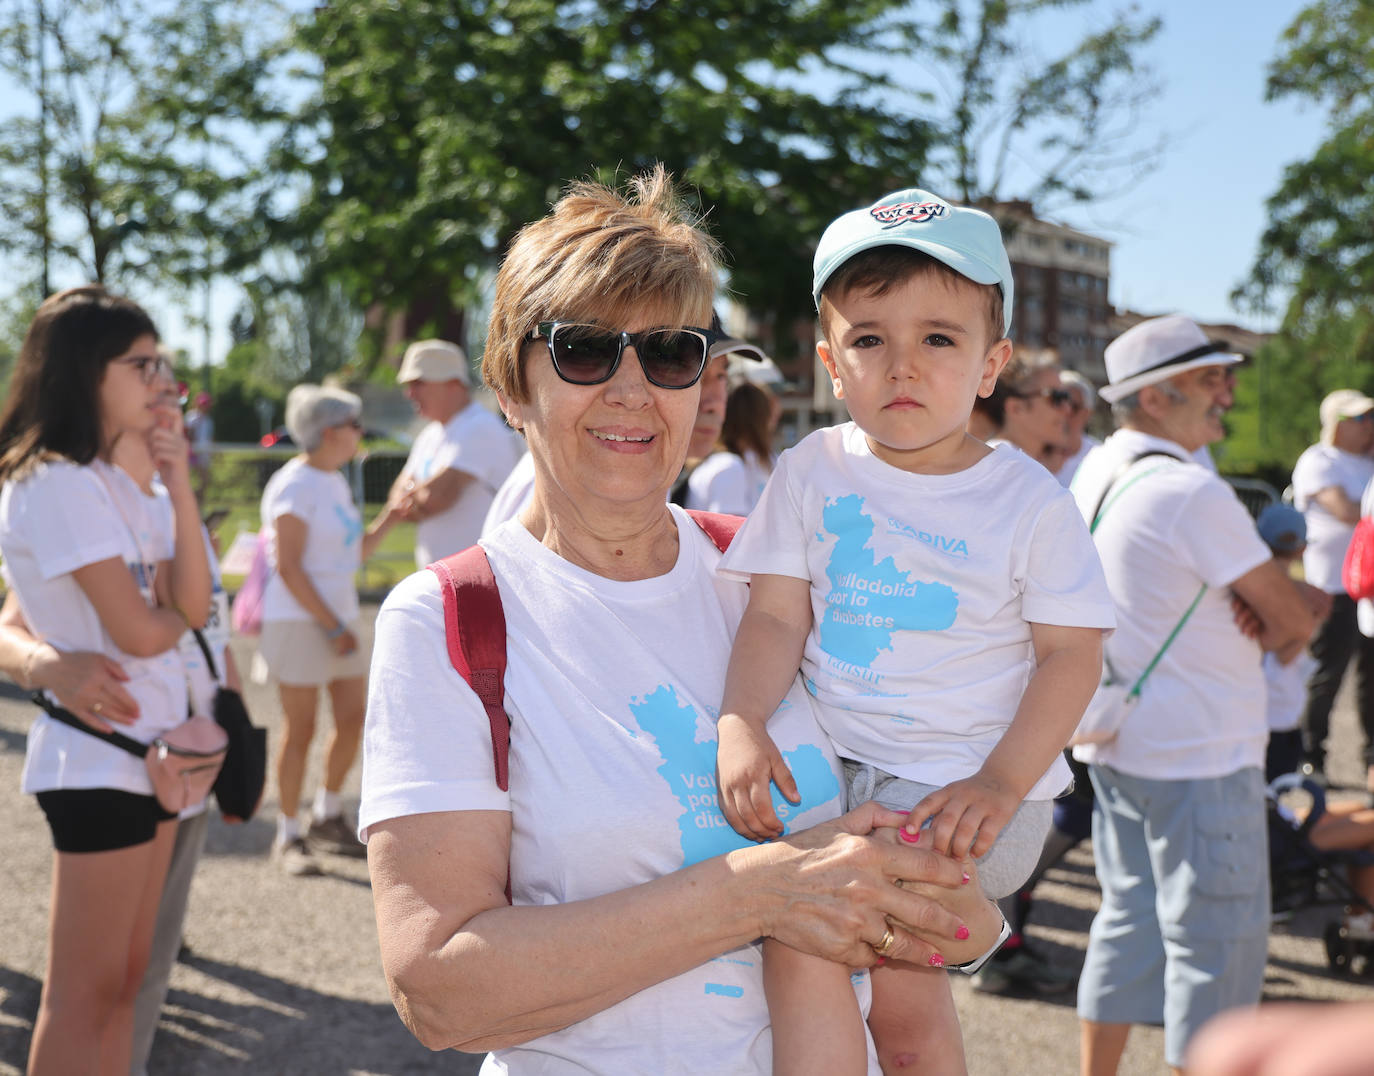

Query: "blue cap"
left=1256, top=503, right=1307, bottom=555
left=812, top=187, right=1014, bottom=336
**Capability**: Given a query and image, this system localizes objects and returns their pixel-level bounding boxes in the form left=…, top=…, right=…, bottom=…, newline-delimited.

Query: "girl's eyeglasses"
left=114, top=354, right=173, bottom=385
left=525, top=321, right=718, bottom=389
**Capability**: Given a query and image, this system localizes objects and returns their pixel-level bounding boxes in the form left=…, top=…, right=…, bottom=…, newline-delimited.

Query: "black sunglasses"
left=526, top=321, right=718, bottom=390
left=1012, top=386, right=1075, bottom=408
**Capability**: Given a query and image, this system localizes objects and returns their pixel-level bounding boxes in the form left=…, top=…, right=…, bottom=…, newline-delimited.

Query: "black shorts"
left=36, top=788, right=176, bottom=853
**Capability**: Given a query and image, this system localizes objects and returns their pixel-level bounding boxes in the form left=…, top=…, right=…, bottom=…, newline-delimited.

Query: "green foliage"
left=275, top=0, right=944, bottom=360
left=1228, top=0, right=1374, bottom=474
left=1237, top=0, right=1374, bottom=344
left=0, top=0, right=288, bottom=298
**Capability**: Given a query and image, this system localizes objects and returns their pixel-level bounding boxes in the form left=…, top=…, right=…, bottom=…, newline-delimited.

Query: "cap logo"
left=870, top=200, right=948, bottom=230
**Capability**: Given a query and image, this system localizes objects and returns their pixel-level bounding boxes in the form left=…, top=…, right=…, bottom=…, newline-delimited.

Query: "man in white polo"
left=1070, top=315, right=1316, bottom=1075
left=388, top=339, right=524, bottom=566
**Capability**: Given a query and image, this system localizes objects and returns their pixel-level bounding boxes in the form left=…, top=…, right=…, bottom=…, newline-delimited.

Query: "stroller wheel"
left=1324, top=921, right=1354, bottom=974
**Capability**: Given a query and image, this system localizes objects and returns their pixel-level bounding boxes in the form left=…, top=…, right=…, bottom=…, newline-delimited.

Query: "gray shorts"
left=1076, top=764, right=1269, bottom=1068
left=843, top=759, right=1053, bottom=900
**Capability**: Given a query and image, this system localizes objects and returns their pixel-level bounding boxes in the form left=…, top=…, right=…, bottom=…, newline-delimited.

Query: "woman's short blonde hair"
left=483, top=166, right=722, bottom=402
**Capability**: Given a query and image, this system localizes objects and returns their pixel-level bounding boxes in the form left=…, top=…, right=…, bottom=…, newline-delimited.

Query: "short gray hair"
left=285, top=384, right=362, bottom=452
left=1111, top=379, right=1185, bottom=425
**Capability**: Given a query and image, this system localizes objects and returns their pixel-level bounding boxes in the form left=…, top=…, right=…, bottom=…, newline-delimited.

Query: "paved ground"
left=1, top=605, right=1372, bottom=1075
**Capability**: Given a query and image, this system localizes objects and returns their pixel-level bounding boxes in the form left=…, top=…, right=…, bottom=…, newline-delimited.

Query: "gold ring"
left=873, top=926, right=896, bottom=957
left=92, top=702, right=103, bottom=714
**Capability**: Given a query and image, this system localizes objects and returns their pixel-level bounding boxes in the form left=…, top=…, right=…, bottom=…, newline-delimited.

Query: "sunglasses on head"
left=526, top=321, right=718, bottom=390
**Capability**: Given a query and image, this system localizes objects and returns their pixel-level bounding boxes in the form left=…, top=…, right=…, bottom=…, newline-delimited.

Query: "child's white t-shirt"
left=719, top=425, right=1116, bottom=800
left=260, top=456, right=361, bottom=625
left=0, top=459, right=185, bottom=796
left=360, top=505, right=878, bottom=1074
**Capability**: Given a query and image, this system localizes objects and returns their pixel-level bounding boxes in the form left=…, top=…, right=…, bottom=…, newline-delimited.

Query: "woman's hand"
left=330, top=627, right=359, bottom=656
left=754, top=801, right=970, bottom=970
left=31, top=647, right=137, bottom=733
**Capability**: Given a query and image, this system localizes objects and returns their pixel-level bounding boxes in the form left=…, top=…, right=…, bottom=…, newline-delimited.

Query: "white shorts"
left=255, top=617, right=370, bottom=687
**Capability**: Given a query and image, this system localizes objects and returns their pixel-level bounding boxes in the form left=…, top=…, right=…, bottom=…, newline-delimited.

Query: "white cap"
left=1100, top=315, right=1242, bottom=403
left=398, top=339, right=469, bottom=385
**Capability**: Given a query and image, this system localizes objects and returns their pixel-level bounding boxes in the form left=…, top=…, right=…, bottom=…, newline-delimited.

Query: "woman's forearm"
left=277, top=564, right=346, bottom=633
left=372, top=805, right=967, bottom=1054
left=165, top=486, right=211, bottom=627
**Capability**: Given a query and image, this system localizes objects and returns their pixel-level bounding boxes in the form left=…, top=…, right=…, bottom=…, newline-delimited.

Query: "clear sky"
left=1041, top=0, right=1322, bottom=330
left=31, top=0, right=1331, bottom=362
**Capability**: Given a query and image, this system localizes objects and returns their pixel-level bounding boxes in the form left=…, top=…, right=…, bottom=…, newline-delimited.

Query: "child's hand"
left=715, top=713, right=800, bottom=842
left=901, top=772, right=1019, bottom=861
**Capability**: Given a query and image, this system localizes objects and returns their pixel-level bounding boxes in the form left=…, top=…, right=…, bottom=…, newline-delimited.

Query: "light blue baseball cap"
left=1256, top=503, right=1306, bottom=555
left=812, top=187, right=1014, bottom=336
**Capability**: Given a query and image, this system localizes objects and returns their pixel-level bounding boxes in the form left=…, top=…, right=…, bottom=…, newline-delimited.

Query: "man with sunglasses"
left=384, top=338, right=524, bottom=567
left=1292, top=389, right=1374, bottom=788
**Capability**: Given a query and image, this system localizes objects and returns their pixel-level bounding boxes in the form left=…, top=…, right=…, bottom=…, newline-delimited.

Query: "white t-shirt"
left=0, top=459, right=185, bottom=796
left=403, top=402, right=525, bottom=565
left=1292, top=443, right=1374, bottom=593
left=260, top=457, right=361, bottom=625
left=718, top=426, right=1116, bottom=800
left=686, top=450, right=772, bottom=515
left=1056, top=434, right=1101, bottom=488
left=480, top=449, right=535, bottom=538
left=360, top=506, right=877, bottom=1074
left=1264, top=650, right=1317, bottom=733
left=1071, top=429, right=1271, bottom=779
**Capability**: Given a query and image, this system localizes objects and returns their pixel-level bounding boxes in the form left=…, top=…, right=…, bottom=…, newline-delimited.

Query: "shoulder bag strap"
left=685, top=509, right=745, bottom=552
left=429, top=545, right=510, bottom=793
left=192, top=628, right=221, bottom=684
left=34, top=692, right=147, bottom=759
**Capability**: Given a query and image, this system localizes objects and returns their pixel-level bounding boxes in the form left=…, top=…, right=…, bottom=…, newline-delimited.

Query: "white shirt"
left=1056, top=434, right=1101, bottom=488
left=719, top=426, right=1116, bottom=800
left=1071, top=429, right=1271, bottom=779
left=360, top=506, right=877, bottom=1074
left=403, top=402, right=525, bottom=565
left=0, top=460, right=184, bottom=795
left=480, top=449, right=535, bottom=538
left=1292, top=443, right=1374, bottom=593
left=260, top=457, right=361, bottom=625
left=686, top=450, right=772, bottom=515
left=1265, top=650, right=1317, bottom=733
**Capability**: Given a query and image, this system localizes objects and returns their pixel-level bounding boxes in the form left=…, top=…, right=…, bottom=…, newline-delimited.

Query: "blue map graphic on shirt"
left=630, top=685, right=839, bottom=867
left=333, top=503, right=362, bottom=546
left=818, top=494, right=959, bottom=665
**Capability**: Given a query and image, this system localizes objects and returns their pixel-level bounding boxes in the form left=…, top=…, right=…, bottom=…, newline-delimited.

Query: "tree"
left=273, top=0, right=944, bottom=366
left=1227, top=0, right=1374, bottom=469
left=1237, top=0, right=1374, bottom=351
left=0, top=0, right=287, bottom=300
left=910, top=0, right=1163, bottom=211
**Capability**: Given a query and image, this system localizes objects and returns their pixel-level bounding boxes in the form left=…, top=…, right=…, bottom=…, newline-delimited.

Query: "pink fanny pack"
left=38, top=698, right=228, bottom=814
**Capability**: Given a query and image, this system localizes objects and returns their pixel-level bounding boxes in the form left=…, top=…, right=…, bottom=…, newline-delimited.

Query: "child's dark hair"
left=818, top=246, right=1005, bottom=344
left=0, top=286, right=158, bottom=482
left=721, top=381, right=776, bottom=464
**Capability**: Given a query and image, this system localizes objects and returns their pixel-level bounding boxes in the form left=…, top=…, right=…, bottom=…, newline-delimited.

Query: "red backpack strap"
left=686, top=509, right=744, bottom=552
left=428, top=545, right=511, bottom=792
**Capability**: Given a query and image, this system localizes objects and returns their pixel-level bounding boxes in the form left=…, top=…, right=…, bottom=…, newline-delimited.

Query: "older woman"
left=990, top=353, right=1074, bottom=471
left=259, top=384, right=391, bottom=875
left=360, top=169, right=1001, bottom=1072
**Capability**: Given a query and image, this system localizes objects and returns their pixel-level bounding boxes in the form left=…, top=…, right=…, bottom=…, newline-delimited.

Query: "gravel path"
left=1, top=606, right=1371, bottom=1074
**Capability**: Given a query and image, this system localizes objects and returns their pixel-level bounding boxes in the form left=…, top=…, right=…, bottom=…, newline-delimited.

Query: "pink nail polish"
left=928, top=953, right=945, bottom=968
left=961, top=871, right=971, bottom=885
left=875, top=957, right=886, bottom=966
left=955, top=925, right=970, bottom=940
left=899, top=828, right=920, bottom=844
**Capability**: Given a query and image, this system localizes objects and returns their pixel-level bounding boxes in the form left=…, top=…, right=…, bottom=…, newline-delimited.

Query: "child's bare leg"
left=764, top=938, right=867, bottom=1076
left=868, top=963, right=967, bottom=1075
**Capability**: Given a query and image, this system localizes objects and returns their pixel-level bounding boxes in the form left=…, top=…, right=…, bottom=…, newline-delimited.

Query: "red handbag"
left=1343, top=516, right=1374, bottom=601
